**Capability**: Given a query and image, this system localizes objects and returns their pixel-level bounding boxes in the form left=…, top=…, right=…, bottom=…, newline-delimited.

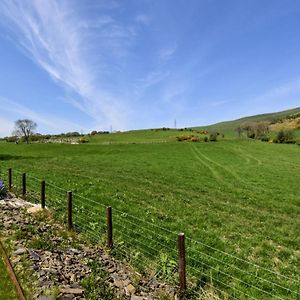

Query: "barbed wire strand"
left=9, top=169, right=299, bottom=289
left=187, top=258, right=285, bottom=300
left=189, top=266, right=260, bottom=300
left=186, top=237, right=298, bottom=283
left=113, top=217, right=178, bottom=256
left=186, top=245, right=299, bottom=296
left=193, top=280, right=240, bottom=300
left=114, top=212, right=176, bottom=243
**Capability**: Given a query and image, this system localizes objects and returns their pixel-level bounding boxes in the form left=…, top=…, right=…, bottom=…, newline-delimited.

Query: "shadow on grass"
left=0, top=154, right=48, bottom=161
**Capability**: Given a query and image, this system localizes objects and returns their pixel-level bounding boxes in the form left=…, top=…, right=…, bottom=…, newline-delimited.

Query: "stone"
left=27, top=206, right=44, bottom=214
left=11, top=256, right=21, bottom=264
left=39, top=281, right=52, bottom=288
left=126, top=284, right=136, bottom=295
left=37, top=296, right=52, bottom=300
left=58, top=295, right=75, bottom=300
left=61, top=288, right=84, bottom=295
left=14, top=248, right=27, bottom=255
left=70, top=283, right=82, bottom=289
left=0, top=194, right=177, bottom=300
left=131, top=296, right=144, bottom=300
left=113, top=278, right=123, bottom=288
left=108, top=266, right=116, bottom=273
left=28, top=249, right=40, bottom=261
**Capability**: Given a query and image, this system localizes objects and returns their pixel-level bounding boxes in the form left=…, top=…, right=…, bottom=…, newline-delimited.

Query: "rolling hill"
left=195, top=107, right=300, bottom=137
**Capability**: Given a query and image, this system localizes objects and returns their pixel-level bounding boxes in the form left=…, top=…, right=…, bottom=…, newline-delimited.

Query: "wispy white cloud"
left=134, top=70, right=170, bottom=96
left=0, top=117, right=14, bottom=137
left=0, top=96, right=84, bottom=135
left=253, top=78, right=300, bottom=102
left=0, top=0, right=134, bottom=130
left=159, top=44, right=177, bottom=61
left=135, top=14, right=151, bottom=26
left=208, top=99, right=234, bottom=107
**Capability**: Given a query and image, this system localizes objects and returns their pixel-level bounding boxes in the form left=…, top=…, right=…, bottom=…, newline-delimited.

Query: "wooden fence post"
left=67, top=191, right=73, bottom=230
left=22, top=173, right=26, bottom=198
left=178, top=233, right=186, bottom=297
left=8, top=168, right=12, bottom=190
left=41, top=181, right=45, bottom=208
left=106, top=206, right=113, bottom=249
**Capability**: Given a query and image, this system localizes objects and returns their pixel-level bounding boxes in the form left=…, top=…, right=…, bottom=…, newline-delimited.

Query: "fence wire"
left=0, top=168, right=299, bottom=299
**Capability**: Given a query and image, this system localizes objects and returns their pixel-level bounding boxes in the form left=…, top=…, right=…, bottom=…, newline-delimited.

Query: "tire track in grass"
left=189, top=143, right=228, bottom=186
left=191, top=144, right=276, bottom=196
left=38, top=146, right=297, bottom=224
left=234, top=147, right=256, bottom=165
left=236, top=146, right=262, bottom=166
left=8, top=150, right=298, bottom=228
left=190, top=144, right=299, bottom=215
left=191, top=143, right=244, bottom=186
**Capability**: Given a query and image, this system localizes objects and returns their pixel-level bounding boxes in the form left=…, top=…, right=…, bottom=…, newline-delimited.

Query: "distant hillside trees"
left=274, top=130, right=296, bottom=144
left=237, top=122, right=269, bottom=139
left=13, top=119, right=37, bottom=144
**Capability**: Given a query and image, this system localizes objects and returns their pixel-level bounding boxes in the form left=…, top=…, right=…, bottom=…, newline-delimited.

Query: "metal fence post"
left=8, top=168, right=12, bottom=190
left=106, top=206, right=113, bottom=249
left=67, top=191, right=73, bottom=230
left=22, top=173, right=26, bottom=198
left=178, top=233, right=186, bottom=297
left=41, top=181, right=45, bottom=208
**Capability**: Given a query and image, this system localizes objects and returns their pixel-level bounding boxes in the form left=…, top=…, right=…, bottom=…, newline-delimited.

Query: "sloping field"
left=0, top=139, right=299, bottom=298
left=195, top=107, right=300, bottom=137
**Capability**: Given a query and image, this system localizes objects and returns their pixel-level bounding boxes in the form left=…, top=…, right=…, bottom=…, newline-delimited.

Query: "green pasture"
left=0, top=137, right=299, bottom=298
left=0, top=256, right=18, bottom=300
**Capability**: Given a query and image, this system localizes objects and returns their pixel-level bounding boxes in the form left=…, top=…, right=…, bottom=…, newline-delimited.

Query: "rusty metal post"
left=8, top=168, right=12, bottom=190
left=106, top=206, right=113, bottom=249
left=0, top=240, right=26, bottom=300
left=22, top=173, right=26, bottom=198
left=41, top=180, right=45, bottom=208
left=67, top=191, right=73, bottom=230
left=178, top=233, right=186, bottom=297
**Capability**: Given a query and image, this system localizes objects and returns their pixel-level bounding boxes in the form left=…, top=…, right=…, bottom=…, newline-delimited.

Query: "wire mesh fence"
left=0, top=167, right=299, bottom=299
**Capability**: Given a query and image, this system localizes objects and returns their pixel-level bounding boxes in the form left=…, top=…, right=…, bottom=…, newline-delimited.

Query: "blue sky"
left=0, top=0, right=300, bottom=136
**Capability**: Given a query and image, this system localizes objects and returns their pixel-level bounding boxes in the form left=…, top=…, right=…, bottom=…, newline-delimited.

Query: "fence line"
left=0, top=167, right=299, bottom=299
left=186, top=237, right=299, bottom=283
left=187, top=257, right=284, bottom=300
left=186, top=245, right=297, bottom=295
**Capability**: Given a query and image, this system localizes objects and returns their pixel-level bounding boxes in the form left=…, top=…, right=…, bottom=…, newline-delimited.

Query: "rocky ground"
left=0, top=194, right=176, bottom=300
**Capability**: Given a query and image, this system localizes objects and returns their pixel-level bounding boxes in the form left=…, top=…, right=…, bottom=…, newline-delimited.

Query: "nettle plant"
left=0, top=180, right=6, bottom=199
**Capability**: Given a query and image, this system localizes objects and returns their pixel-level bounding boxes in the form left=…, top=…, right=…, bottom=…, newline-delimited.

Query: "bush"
left=191, top=137, right=200, bottom=142
left=204, top=136, right=208, bottom=142
left=276, top=130, right=295, bottom=144
left=209, top=132, right=218, bottom=142
left=79, top=137, right=89, bottom=143
left=248, top=133, right=256, bottom=139
left=176, top=135, right=193, bottom=142
left=6, top=136, right=18, bottom=143
left=261, top=136, right=270, bottom=142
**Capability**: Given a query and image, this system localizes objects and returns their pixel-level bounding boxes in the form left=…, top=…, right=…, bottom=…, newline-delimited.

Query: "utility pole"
left=174, top=119, right=177, bottom=129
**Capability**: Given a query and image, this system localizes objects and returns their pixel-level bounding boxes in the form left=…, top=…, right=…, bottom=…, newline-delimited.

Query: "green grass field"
left=0, top=256, right=18, bottom=300
left=0, top=134, right=299, bottom=299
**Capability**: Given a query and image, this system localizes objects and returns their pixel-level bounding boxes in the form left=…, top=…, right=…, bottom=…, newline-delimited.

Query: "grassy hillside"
left=86, top=129, right=183, bottom=144
left=194, top=107, right=300, bottom=137
left=84, top=107, right=300, bottom=143
left=0, top=140, right=299, bottom=298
